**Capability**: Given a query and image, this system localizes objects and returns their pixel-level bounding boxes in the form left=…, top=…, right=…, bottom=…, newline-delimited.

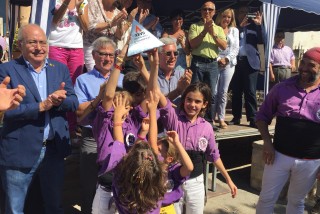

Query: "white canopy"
left=260, top=0, right=320, bottom=94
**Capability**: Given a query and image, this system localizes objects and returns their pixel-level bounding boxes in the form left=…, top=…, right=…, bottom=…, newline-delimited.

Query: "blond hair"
left=215, top=8, right=236, bottom=28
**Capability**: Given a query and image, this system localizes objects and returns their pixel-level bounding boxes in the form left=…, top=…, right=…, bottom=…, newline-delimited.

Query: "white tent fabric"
left=262, top=2, right=281, bottom=94
left=260, top=0, right=320, bottom=15
left=260, top=0, right=320, bottom=95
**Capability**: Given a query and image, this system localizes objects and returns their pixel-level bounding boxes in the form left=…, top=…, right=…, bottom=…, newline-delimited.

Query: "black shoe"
left=249, top=121, right=258, bottom=128
left=227, top=118, right=241, bottom=125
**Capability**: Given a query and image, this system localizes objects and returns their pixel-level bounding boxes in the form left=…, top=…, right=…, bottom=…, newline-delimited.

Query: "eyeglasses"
left=163, top=51, right=179, bottom=57
left=95, top=51, right=115, bottom=58
left=24, top=40, right=47, bottom=47
left=202, top=8, right=215, bottom=12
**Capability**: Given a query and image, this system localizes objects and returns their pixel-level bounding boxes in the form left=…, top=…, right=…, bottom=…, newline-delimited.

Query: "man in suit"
left=228, top=4, right=264, bottom=128
left=0, top=24, right=79, bottom=214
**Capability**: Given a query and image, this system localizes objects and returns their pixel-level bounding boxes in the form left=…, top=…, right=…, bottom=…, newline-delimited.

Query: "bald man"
left=0, top=24, right=78, bottom=214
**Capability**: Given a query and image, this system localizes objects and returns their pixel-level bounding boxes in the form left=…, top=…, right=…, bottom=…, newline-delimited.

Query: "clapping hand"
left=0, top=77, right=26, bottom=111
left=139, top=9, right=149, bottom=24
left=177, top=68, right=192, bottom=93
left=49, top=82, right=67, bottom=107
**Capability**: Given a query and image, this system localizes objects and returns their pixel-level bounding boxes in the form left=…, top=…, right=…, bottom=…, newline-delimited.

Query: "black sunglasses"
left=163, top=51, right=179, bottom=57
left=202, top=8, right=215, bottom=12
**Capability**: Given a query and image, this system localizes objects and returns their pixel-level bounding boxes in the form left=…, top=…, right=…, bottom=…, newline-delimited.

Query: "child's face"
left=183, top=91, right=207, bottom=120
left=157, top=141, right=172, bottom=164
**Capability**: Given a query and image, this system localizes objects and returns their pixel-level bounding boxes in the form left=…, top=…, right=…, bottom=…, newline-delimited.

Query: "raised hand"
left=166, top=130, right=180, bottom=146
left=132, top=54, right=146, bottom=71
left=139, top=9, right=149, bottom=24
left=147, top=48, right=159, bottom=69
left=129, top=7, right=139, bottom=22
left=146, top=90, right=159, bottom=112
left=113, top=93, right=131, bottom=122
left=252, top=11, right=262, bottom=26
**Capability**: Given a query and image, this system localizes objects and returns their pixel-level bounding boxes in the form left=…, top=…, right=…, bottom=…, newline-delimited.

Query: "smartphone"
left=247, top=13, right=256, bottom=19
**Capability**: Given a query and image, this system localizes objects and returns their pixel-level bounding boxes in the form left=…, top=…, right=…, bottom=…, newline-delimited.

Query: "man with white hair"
left=256, top=47, right=320, bottom=214
left=158, top=37, right=192, bottom=103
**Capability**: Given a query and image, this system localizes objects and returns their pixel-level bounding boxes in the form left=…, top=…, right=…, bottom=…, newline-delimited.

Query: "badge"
left=125, top=133, right=136, bottom=147
left=198, top=137, right=208, bottom=151
left=165, top=179, right=174, bottom=193
left=317, top=109, right=320, bottom=120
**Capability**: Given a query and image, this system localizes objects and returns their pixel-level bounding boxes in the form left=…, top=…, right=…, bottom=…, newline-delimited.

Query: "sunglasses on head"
left=163, top=51, right=179, bottom=57
left=202, top=8, right=215, bottom=12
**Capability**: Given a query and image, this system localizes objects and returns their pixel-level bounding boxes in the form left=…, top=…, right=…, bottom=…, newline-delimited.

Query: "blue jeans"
left=191, top=59, right=219, bottom=120
left=0, top=147, right=46, bottom=214
left=212, top=64, right=235, bottom=120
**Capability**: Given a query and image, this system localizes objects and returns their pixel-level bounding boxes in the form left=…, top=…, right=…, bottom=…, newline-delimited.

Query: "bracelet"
left=114, top=122, right=123, bottom=127
left=114, top=64, right=123, bottom=71
left=137, top=134, right=146, bottom=141
left=116, top=57, right=124, bottom=64
left=125, top=21, right=132, bottom=28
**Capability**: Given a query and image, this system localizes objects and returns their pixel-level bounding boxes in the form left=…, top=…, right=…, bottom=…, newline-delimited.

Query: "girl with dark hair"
left=159, top=82, right=238, bottom=213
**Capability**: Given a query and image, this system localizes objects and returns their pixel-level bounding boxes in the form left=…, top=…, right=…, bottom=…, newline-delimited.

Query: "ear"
left=202, top=101, right=208, bottom=109
left=18, top=41, right=22, bottom=51
left=166, top=156, right=174, bottom=164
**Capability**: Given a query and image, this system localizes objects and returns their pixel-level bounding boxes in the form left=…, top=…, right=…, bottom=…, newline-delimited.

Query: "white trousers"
left=177, top=174, right=205, bottom=214
left=256, top=151, right=320, bottom=214
left=92, top=184, right=118, bottom=214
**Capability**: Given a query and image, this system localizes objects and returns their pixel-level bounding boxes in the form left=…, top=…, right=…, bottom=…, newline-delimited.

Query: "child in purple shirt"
left=146, top=90, right=194, bottom=213
left=111, top=90, right=167, bottom=214
left=159, top=82, right=238, bottom=213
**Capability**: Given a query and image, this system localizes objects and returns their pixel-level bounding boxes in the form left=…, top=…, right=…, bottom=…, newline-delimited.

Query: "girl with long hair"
left=159, top=82, right=238, bottom=213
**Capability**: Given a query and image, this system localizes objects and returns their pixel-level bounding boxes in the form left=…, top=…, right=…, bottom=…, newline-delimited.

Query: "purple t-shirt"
left=256, top=75, right=320, bottom=124
left=159, top=99, right=220, bottom=162
left=92, top=104, right=147, bottom=175
left=162, top=163, right=188, bottom=206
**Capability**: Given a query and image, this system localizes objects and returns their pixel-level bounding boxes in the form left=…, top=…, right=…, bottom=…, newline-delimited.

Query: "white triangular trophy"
left=127, top=20, right=164, bottom=57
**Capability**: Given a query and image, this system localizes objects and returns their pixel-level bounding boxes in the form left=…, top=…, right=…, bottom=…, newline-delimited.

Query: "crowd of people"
left=0, top=0, right=320, bottom=214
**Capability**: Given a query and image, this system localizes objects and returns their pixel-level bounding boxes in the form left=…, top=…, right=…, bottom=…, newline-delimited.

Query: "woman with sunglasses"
left=212, top=8, right=239, bottom=129
left=162, top=9, right=190, bottom=71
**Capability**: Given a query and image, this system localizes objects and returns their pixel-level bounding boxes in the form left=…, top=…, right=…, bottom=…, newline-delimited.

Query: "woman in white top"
left=213, top=8, right=239, bottom=129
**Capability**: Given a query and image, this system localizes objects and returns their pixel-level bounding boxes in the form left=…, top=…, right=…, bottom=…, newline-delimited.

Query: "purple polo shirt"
left=270, top=45, right=295, bottom=67
left=159, top=99, right=220, bottom=162
left=92, top=104, right=147, bottom=175
left=256, top=75, right=320, bottom=124
left=162, top=163, right=187, bottom=206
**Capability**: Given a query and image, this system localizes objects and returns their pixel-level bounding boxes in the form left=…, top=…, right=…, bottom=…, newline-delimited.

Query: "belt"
left=192, top=55, right=217, bottom=63
left=272, top=65, right=291, bottom=69
left=237, top=56, right=247, bottom=61
left=80, top=126, right=94, bottom=138
left=43, top=139, right=54, bottom=147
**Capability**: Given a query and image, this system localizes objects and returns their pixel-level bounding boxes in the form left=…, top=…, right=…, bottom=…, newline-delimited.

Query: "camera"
left=247, top=13, right=256, bottom=19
